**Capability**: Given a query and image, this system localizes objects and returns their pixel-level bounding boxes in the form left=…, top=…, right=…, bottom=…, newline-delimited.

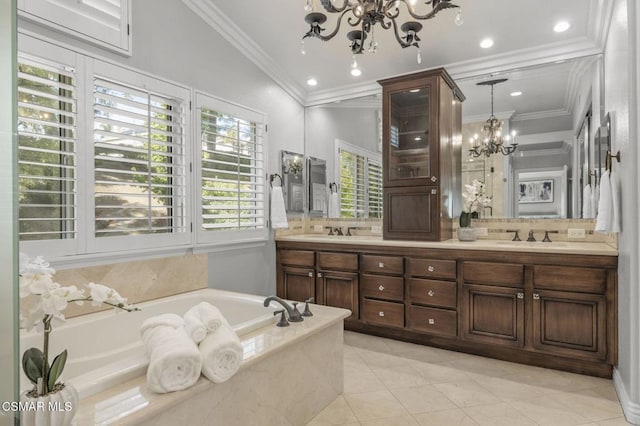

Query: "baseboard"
left=613, top=368, right=640, bottom=425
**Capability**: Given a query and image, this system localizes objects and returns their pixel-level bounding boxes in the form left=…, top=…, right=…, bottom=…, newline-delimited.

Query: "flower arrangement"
left=19, top=253, right=138, bottom=398
left=460, top=179, right=492, bottom=227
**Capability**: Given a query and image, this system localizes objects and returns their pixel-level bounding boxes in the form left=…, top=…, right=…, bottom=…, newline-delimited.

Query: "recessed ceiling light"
left=480, top=38, right=494, bottom=49
left=307, top=78, right=318, bottom=86
left=351, top=68, right=362, bottom=77
left=510, top=91, right=523, bottom=97
left=554, top=21, right=571, bottom=33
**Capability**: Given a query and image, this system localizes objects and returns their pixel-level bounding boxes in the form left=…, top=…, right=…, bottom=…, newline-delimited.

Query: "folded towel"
left=329, top=191, right=340, bottom=218
left=610, top=170, right=621, bottom=233
left=200, top=324, right=243, bottom=384
left=595, top=171, right=612, bottom=232
left=140, top=314, right=202, bottom=393
left=195, top=302, right=229, bottom=333
left=183, top=309, right=207, bottom=344
left=270, top=186, right=288, bottom=229
left=582, top=184, right=593, bottom=218
left=140, top=313, right=184, bottom=338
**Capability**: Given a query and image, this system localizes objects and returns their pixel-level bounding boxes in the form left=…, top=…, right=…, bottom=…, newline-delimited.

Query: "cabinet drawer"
left=533, top=266, right=607, bottom=294
left=279, top=250, right=315, bottom=267
left=361, top=299, right=404, bottom=328
left=317, top=252, right=358, bottom=271
left=361, top=274, right=404, bottom=301
left=408, top=306, right=457, bottom=337
left=463, top=261, right=524, bottom=287
left=361, top=254, right=404, bottom=275
left=408, top=278, right=457, bottom=309
left=407, top=258, right=456, bottom=279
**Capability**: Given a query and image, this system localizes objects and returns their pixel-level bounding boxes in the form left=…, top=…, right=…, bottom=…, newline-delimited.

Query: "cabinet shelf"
left=398, top=130, right=428, bottom=136
left=391, top=147, right=429, bottom=155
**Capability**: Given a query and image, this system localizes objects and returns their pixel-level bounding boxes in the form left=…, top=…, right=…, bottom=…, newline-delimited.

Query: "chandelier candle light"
left=302, top=0, right=463, bottom=66
left=469, top=78, right=518, bottom=157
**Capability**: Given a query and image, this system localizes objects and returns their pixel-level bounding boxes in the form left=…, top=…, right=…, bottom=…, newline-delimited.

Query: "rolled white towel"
left=183, top=309, right=207, bottom=344
left=200, top=324, right=243, bottom=384
left=196, top=302, right=229, bottom=333
left=140, top=314, right=202, bottom=394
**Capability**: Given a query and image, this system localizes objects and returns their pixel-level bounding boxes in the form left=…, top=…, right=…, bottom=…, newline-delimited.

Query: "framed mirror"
left=281, top=150, right=305, bottom=213
left=308, top=156, right=327, bottom=216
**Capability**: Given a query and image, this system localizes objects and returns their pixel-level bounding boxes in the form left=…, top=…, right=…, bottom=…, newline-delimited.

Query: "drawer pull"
left=431, top=176, right=438, bottom=183
left=308, top=272, right=314, bottom=277
left=517, top=292, right=524, bottom=299
left=379, top=311, right=385, bottom=317
left=427, top=266, right=435, bottom=272
left=318, top=272, right=323, bottom=278
left=428, top=318, right=435, bottom=325
left=378, top=262, right=385, bottom=268
left=378, top=285, right=385, bottom=291
left=533, top=293, right=540, bottom=300
left=428, top=290, right=435, bottom=297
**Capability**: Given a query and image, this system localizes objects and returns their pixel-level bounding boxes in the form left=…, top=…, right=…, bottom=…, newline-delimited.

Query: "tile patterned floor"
left=307, top=331, right=631, bottom=426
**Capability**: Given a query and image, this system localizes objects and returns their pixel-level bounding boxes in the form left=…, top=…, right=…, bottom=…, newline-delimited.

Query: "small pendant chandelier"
left=469, top=78, right=518, bottom=158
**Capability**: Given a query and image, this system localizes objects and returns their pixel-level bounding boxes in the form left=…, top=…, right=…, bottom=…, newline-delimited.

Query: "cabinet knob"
left=517, top=292, right=524, bottom=299
left=428, top=290, right=435, bottom=297
left=378, top=262, right=384, bottom=268
left=378, top=285, right=385, bottom=291
left=308, top=272, right=314, bottom=277
left=431, top=176, right=438, bottom=183
left=428, top=318, right=435, bottom=325
left=318, top=272, right=323, bottom=278
left=431, top=189, right=438, bottom=195
left=427, top=266, right=435, bottom=272
left=379, top=311, right=385, bottom=317
left=533, top=293, right=540, bottom=300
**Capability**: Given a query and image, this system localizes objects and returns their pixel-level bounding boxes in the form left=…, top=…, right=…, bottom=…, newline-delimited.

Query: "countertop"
left=275, top=234, right=618, bottom=256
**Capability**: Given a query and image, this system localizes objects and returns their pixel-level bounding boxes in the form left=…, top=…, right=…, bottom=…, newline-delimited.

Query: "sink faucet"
left=527, top=231, right=536, bottom=242
left=334, top=227, right=343, bottom=236
left=263, top=296, right=303, bottom=322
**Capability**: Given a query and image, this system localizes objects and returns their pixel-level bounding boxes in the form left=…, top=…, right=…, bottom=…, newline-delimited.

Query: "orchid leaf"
left=47, top=350, right=67, bottom=391
left=22, top=348, right=44, bottom=385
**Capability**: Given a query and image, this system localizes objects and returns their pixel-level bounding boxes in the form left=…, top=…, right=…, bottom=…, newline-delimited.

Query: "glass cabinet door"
left=388, top=85, right=432, bottom=182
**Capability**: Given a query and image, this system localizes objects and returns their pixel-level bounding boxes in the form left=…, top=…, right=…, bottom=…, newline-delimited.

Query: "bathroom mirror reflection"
left=304, top=55, right=605, bottom=220
left=308, top=156, right=327, bottom=217
left=281, top=150, right=305, bottom=213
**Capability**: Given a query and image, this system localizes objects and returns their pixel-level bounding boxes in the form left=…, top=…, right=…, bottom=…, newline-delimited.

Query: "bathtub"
left=20, top=288, right=279, bottom=399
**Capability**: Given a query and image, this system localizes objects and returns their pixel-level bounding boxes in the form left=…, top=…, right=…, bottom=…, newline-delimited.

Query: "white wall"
left=0, top=0, right=17, bottom=423
left=605, top=0, right=640, bottom=422
left=18, top=0, right=306, bottom=296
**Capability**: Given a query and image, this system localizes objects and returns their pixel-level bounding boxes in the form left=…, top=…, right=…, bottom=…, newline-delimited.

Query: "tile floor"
left=307, top=331, right=631, bottom=426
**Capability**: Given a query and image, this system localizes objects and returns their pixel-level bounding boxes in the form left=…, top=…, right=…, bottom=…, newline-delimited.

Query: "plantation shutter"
left=17, top=57, right=77, bottom=241
left=199, top=98, right=266, bottom=237
left=339, top=148, right=366, bottom=218
left=93, top=78, right=187, bottom=237
left=367, top=159, right=383, bottom=218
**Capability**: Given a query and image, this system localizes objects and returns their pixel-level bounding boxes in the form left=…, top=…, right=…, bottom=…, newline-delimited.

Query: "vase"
left=458, top=227, right=476, bottom=242
left=459, top=212, right=472, bottom=228
left=20, top=383, right=78, bottom=426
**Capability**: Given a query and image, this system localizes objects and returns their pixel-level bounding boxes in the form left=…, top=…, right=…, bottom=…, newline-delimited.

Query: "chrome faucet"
left=263, top=296, right=303, bottom=322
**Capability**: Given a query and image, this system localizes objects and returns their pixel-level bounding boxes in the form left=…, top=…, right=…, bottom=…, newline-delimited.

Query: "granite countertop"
left=275, top=234, right=618, bottom=256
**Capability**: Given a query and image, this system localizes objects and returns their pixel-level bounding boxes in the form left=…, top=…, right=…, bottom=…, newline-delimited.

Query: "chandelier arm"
left=317, top=9, right=354, bottom=41
left=379, top=17, right=392, bottom=30
left=390, top=18, right=416, bottom=48
left=398, top=0, right=459, bottom=20
left=382, top=2, right=401, bottom=20
left=318, top=0, right=351, bottom=13
left=347, top=15, right=363, bottom=28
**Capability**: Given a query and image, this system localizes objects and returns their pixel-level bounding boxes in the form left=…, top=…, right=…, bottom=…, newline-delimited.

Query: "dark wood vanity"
left=276, top=239, right=617, bottom=378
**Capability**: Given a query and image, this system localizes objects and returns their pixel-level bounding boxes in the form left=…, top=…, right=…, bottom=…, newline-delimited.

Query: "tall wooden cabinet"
left=379, top=68, right=465, bottom=241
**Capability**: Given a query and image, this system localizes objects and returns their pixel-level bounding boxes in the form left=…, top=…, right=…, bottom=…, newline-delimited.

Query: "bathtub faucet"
left=263, top=296, right=304, bottom=322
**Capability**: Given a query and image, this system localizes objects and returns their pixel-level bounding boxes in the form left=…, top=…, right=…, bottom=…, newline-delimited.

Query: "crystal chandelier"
left=302, top=0, right=463, bottom=65
left=469, top=78, right=518, bottom=158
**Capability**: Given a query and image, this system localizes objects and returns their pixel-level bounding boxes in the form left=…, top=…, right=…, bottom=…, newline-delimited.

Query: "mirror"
left=308, top=156, right=327, bottom=216
left=281, top=150, right=305, bottom=213
left=304, top=54, right=604, bottom=219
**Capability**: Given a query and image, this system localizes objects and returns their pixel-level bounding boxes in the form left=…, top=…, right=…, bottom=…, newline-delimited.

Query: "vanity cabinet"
left=275, top=240, right=618, bottom=378
left=378, top=68, right=464, bottom=241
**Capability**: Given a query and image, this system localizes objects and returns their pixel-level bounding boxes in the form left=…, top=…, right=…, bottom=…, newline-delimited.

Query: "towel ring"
left=329, top=182, right=338, bottom=193
left=269, top=173, right=283, bottom=188
left=606, top=150, right=621, bottom=172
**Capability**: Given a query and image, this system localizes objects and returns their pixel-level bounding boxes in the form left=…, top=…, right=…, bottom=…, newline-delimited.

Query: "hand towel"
left=610, top=169, right=621, bottom=233
left=140, top=314, right=202, bottom=393
left=199, top=323, right=244, bottom=384
left=196, top=302, right=229, bottom=333
left=592, top=184, right=600, bottom=217
left=328, top=191, right=340, bottom=219
left=183, top=308, right=207, bottom=344
left=270, top=186, right=288, bottom=229
left=595, top=171, right=611, bottom=232
left=582, top=184, right=593, bottom=218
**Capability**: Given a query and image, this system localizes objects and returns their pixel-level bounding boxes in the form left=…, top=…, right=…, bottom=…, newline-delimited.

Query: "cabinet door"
left=532, top=289, right=607, bottom=361
left=384, top=185, right=439, bottom=240
left=462, top=284, right=525, bottom=347
left=280, top=266, right=315, bottom=303
left=318, top=270, right=359, bottom=319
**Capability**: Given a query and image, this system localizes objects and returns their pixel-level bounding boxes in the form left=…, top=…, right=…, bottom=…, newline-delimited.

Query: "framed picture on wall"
left=519, top=180, right=554, bottom=204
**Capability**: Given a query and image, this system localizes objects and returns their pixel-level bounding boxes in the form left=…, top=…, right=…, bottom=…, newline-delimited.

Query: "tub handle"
left=302, top=298, right=314, bottom=317
left=274, top=310, right=289, bottom=327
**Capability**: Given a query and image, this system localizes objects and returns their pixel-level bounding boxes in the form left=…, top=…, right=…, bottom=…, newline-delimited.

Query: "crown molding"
left=463, top=110, right=515, bottom=124
left=181, top=0, right=307, bottom=105
left=511, top=108, right=572, bottom=122
left=589, top=0, right=616, bottom=50
left=517, top=146, right=572, bottom=158
left=305, top=81, right=382, bottom=106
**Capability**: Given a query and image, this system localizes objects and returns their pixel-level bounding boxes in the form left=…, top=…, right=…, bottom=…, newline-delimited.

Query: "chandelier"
left=302, top=0, right=463, bottom=65
left=469, top=78, right=518, bottom=158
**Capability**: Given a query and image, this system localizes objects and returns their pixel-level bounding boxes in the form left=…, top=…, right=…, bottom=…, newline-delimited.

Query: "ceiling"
left=183, top=0, right=611, bottom=106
